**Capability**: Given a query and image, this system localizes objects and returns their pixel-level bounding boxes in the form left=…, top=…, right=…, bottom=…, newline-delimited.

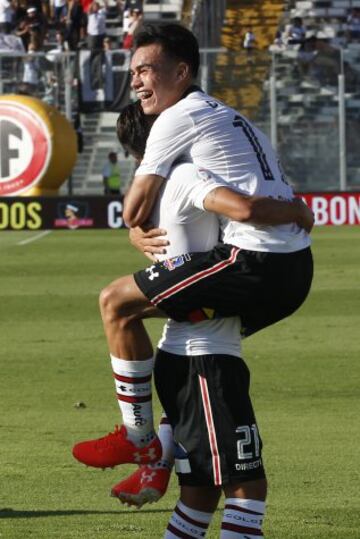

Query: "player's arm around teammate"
left=99, top=143, right=314, bottom=371
left=73, top=100, right=313, bottom=471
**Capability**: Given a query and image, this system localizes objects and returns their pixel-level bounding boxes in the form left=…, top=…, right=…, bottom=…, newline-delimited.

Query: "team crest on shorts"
left=163, top=254, right=191, bottom=271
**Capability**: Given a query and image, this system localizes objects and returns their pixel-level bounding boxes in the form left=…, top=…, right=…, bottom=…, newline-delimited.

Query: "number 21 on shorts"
left=235, top=424, right=260, bottom=460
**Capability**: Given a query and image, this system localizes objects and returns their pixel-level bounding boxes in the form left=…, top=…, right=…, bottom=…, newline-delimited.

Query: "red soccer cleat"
left=72, top=425, right=162, bottom=469
left=111, top=465, right=171, bottom=508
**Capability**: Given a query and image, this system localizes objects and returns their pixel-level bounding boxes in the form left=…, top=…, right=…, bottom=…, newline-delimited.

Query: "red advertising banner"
left=300, top=192, right=360, bottom=226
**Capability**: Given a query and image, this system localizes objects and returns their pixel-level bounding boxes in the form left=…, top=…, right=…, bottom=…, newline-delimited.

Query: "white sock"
left=165, top=500, right=213, bottom=538
left=150, top=413, right=174, bottom=470
left=220, top=498, right=265, bottom=538
left=111, top=355, right=155, bottom=445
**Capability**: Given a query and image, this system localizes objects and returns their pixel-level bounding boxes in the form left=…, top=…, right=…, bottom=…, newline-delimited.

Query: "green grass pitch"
left=0, top=226, right=359, bottom=538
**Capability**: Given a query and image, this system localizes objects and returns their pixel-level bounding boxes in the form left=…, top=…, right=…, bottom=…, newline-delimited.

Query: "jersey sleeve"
left=189, top=168, right=229, bottom=211
left=136, top=106, right=195, bottom=179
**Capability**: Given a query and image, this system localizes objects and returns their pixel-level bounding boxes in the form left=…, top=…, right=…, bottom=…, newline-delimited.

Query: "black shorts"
left=134, top=244, right=313, bottom=337
left=154, top=349, right=266, bottom=487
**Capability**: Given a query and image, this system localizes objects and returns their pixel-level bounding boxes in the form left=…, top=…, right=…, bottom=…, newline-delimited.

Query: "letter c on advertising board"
left=108, top=201, right=123, bottom=228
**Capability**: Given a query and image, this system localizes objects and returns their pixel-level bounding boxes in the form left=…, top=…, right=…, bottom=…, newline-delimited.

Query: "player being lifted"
left=73, top=24, right=313, bottom=488
left=111, top=101, right=270, bottom=537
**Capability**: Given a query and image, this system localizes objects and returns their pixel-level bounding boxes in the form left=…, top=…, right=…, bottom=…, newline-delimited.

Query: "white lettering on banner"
left=108, top=200, right=123, bottom=228
left=311, top=197, right=328, bottom=225
left=330, top=196, right=346, bottom=225
left=349, top=197, right=360, bottom=224
left=303, top=194, right=360, bottom=225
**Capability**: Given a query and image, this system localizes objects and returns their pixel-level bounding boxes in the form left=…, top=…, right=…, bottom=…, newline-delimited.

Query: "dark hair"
left=116, top=101, right=157, bottom=159
left=133, top=23, right=200, bottom=78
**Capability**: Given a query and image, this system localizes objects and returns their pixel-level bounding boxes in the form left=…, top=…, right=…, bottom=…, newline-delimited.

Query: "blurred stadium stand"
left=71, top=0, right=185, bottom=194
left=1, top=0, right=360, bottom=193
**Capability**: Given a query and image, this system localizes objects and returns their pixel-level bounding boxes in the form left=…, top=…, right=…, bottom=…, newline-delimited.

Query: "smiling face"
left=130, top=43, right=192, bottom=115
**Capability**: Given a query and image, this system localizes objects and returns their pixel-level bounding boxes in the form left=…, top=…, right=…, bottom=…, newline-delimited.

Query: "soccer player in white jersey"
left=72, top=25, right=313, bottom=486
left=109, top=102, right=268, bottom=537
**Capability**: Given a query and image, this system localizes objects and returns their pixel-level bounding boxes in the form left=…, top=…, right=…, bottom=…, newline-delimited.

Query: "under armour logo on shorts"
left=145, top=265, right=160, bottom=281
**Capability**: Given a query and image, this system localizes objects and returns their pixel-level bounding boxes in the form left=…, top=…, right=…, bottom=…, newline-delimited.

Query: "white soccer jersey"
left=150, top=162, right=242, bottom=358
left=137, top=90, right=311, bottom=253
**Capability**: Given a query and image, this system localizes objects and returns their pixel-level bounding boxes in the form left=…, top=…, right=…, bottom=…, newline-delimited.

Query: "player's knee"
left=99, top=285, right=120, bottom=320
left=99, top=279, right=139, bottom=321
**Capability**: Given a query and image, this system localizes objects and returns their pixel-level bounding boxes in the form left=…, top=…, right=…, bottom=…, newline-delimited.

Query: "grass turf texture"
left=0, top=226, right=359, bottom=538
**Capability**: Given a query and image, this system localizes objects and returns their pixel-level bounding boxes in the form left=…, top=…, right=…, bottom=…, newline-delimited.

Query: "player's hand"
left=129, top=225, right=170, bottom=259
left=294, top=198, right=314, bottom=233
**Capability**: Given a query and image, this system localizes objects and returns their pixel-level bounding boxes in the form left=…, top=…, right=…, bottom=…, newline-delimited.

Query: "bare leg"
left=180, top=485, right=222, bottom=513
left=99, top=274, right=165, bottom=360
left=223, top=478, right=267, bottom=501
left=72, top=274, right=167, bottom=467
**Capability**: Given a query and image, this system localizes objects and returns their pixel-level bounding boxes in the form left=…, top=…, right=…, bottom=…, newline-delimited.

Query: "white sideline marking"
left=17, top=230, right=52, bottom=246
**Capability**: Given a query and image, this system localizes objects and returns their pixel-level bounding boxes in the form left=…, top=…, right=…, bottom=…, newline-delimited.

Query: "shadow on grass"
left=0, top=507, right=173, bottom=519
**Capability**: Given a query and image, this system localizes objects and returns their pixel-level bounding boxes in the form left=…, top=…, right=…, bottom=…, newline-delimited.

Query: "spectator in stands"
left=123, top=0, right=142, bottom=9
left=80, top=0, right=91, bottom=13
left=28, top=0, right=42, bottom=13
left=86, top=0, right=107, bottom=90
left=122, top=7, right=142, bottom=49
left=297, top=35, right=318, bottom=78
left=13, top=0, right=27, bottom=27
left=121, top=0, right=142, bottom=17
left=50, top=0, right=67, bottom=25
left=102, top=151, right=122, bottom=195
left=0, top=30, right=24, bottom=50
left=74, top=113, right=84, bottom=154
left=269, top=30, right=287, bottom=53
left=44, top=27, right=68, bottom=104
left=16, top=6, right=47, bottom=50
left=42, top=0, right=50, bottom=20
left=285, top=16, right=306, bottom=46
left=87, top=0, right=107, bottom=50
left=121, top=0, right=142, bottom=36
left=65, top=0, right=84, bottom=50
left=242, top=26, right=256, bottom=62
left=346, top=8, right=360, bottom=42
left=22, top=41, right=42, bottom=94
left=0, top=0, right=14, bottom=34
left=311, top=38, right=341, bottom=86
left=273, top=30, right=285, bottom=48
left=103, top=34, right=111, bottom=50
left=297, top=35, right=360, bottom=90
left=54, top=27, right=68, bottom=50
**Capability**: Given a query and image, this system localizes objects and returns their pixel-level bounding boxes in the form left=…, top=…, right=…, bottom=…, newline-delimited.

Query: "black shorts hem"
left=177, top=468, right=267, bottom=488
